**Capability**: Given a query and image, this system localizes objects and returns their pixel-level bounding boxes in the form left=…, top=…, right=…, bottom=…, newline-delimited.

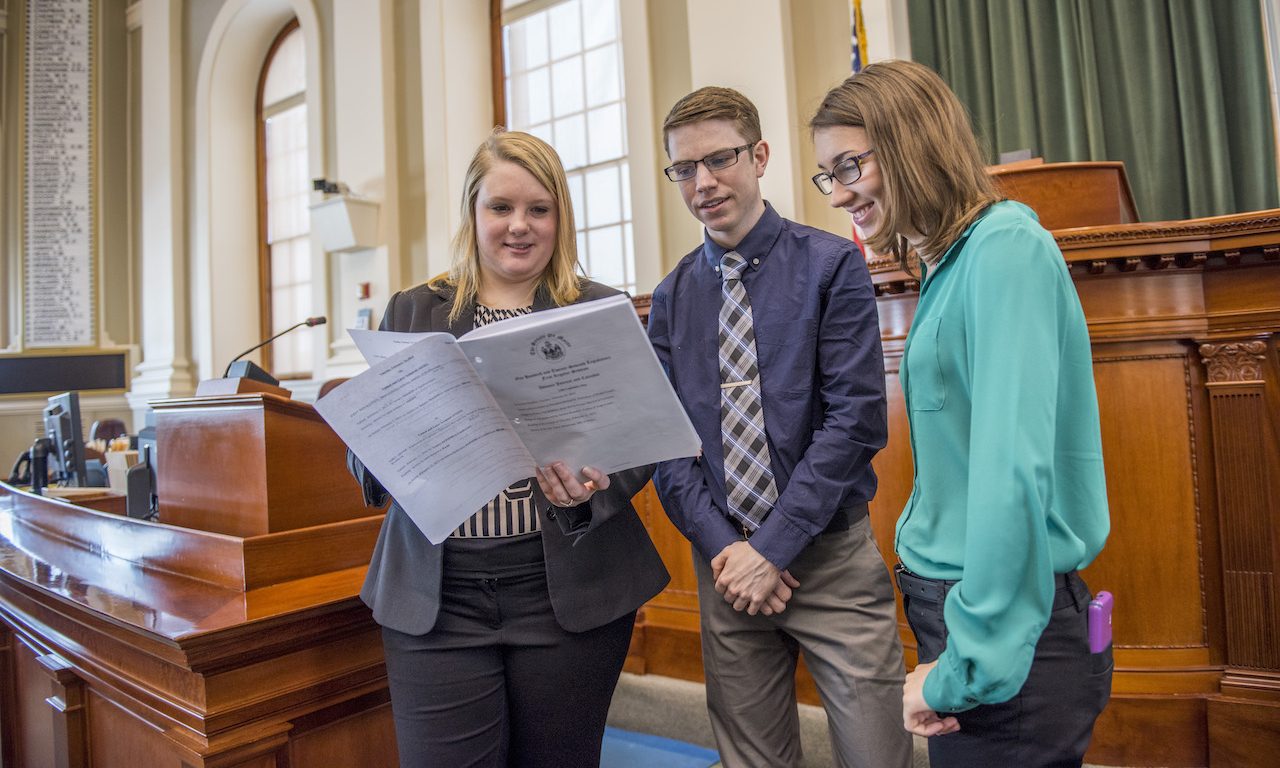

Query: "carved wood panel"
left=0, top=626, right=16, bottom=768
left=37, top=653, right=88, bottom=768
left=288, top=701, right=397, bottom=767
left=1087, top=352, right=1207, bottom=648
left=1200, top=338, right=1280, bottom=671
left=85, top=687, right=176, bottom=767
left=9, top=634, right=88, bottom=768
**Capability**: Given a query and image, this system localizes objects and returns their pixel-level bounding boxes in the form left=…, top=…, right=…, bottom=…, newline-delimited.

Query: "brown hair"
left=809, top=60, right=1001, bottom=264
left=432, top=129, right=582, bottom=322
left=662, top=86, right=762, bottom=156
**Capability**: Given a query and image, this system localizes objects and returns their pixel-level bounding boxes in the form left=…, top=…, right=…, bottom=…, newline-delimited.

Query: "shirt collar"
left=702, top=202, right=784, bottom=273
left=930, top=200, right=1019, bottom=272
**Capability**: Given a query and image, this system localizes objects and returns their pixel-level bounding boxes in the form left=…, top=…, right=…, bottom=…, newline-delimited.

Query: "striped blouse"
left=452, top=303, right=539, bottom=538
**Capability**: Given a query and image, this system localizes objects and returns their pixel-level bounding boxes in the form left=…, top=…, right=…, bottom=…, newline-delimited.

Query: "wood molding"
left=1208, top=696, right=1280, bottom=766
left=1088, top=696, right=1208, bottom=767
left=1055, top=211, right=1280, bottom=248
left=36, top=653, right=88, bottom=768
left=490, top=0, right=505, bottom=128
left=869, top=208, right=1280, bottom=291
left=1199, top=339, right=1268, bottom=383
left=255, top=18, right=303, bottom=377
left=0, top=627, right=17, bottom=768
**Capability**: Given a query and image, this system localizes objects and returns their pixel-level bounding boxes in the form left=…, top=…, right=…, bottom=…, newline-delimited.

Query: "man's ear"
left=753, top=140, right=770, bottom=177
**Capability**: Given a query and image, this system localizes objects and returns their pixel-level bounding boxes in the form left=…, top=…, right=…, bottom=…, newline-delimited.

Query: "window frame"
left=254, top=17, right=303, bottom=377
left=495, top=0, right=638, bottom=294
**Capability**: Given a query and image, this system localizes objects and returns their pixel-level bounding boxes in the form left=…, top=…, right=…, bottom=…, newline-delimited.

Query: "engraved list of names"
left=24, top=0, right=95, bottom=348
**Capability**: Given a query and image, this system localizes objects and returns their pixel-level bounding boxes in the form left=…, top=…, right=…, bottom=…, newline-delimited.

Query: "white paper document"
left=314, top=295, right=701, bottom=543
left=348, top=328, right=434, bottom=364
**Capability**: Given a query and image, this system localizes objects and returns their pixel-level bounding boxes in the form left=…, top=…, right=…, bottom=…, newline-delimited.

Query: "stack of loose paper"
left=314, top=295, right=701, bottom=543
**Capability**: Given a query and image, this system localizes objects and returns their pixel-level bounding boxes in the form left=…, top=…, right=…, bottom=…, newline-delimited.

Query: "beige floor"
left=606, top=672, right=1149, bottom=768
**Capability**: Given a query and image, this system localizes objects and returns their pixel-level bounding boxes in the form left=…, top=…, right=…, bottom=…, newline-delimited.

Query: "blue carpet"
left=601, top=726, right=720, bottom=768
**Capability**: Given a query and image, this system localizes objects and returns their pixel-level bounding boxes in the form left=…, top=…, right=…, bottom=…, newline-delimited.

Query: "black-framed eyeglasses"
left=811, top=148, right=876, bottom=194
left=664, top=143, right=756, bottom=182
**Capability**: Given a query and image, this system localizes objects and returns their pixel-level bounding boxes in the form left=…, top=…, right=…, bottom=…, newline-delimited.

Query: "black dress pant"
left=381, top=534, right=636, bottom=768
left=903, top=570, right=1113, bottom=768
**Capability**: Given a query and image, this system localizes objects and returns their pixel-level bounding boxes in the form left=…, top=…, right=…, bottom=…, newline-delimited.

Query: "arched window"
left=256, top=20, right=312, bottom=378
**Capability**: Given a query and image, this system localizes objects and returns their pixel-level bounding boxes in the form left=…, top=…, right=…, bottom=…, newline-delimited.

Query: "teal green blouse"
left=896, top=201, right=1110, bottom=712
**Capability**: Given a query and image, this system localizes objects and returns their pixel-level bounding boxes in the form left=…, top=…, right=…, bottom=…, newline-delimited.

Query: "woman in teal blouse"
left=809, top=60, right=1113, bottom=767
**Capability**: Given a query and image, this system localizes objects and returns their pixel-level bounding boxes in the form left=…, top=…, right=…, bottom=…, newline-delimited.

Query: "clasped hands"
left=711, top=540, right=800, bottom=616
left=535, top=462, right=609, bottom=507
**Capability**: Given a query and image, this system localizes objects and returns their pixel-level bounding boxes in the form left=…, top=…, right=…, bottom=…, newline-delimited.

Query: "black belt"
left=895, top=564, right=1083, bottom=610
left=731, top=501, right=869, bottom=539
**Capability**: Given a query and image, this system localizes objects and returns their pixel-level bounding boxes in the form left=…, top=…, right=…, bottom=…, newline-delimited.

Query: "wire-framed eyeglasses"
left=664, top=144, right=756, bottom=182
left=811, top=148, right=876, bottom=194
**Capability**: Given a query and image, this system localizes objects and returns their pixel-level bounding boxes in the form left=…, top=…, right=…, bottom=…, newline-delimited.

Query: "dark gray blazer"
left=350, top=279, right=670, bottom=635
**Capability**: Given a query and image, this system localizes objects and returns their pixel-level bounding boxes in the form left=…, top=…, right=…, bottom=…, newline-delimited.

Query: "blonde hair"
left=809, top=60, right=1001, bottom=264
left=432, top=129, right=582, bottom=322
left=662, top=86, right=762, bottom=156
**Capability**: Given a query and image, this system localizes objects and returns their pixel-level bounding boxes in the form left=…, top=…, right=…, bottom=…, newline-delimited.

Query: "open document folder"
left=314, top=295, right=701, bottom=543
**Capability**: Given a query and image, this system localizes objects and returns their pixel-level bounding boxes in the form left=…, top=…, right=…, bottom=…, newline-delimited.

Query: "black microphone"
left=223, top=316, right=327, bottom=378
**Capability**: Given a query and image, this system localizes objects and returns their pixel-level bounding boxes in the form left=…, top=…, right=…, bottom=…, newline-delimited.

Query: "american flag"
left=850, top=0, right=867, bottom=72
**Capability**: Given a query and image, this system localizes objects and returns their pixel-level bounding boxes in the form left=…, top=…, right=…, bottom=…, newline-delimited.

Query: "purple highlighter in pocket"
left=1088, top=591, right=1114, bottom=653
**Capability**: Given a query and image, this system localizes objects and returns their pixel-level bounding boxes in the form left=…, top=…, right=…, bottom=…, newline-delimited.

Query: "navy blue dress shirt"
left=648, top=203, right=888, bottom=571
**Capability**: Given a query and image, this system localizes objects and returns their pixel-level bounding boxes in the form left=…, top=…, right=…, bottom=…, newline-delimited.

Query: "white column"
left=325, top=0, right=403, bottom=378
left=685, top=0, right=802, bottom=221
left=127, top=0, right=194, bottom=421
left=862, top=0, right=912, bottom=62
left=418, top=0, right=493, bottom=280
left=619, top=0, right=665, bottom=294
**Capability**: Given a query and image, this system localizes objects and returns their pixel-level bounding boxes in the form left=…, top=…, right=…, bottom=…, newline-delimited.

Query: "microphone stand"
left=223, top=318, right=326, bottom=378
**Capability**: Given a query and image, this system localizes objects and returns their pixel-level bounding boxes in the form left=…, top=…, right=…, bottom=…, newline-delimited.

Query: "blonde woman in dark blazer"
left=348, top=130, right=669, bottom=768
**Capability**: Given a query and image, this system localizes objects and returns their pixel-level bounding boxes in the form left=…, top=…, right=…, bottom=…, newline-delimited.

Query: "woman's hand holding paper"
left=536, top=462, right=610, bottom=507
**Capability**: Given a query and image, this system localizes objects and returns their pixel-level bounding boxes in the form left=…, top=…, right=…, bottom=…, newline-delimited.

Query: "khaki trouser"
left=695, top=516, right=913, bottom=768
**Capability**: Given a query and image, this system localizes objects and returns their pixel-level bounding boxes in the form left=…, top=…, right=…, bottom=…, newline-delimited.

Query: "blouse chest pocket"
left=905, top=317, right=946, bottom=412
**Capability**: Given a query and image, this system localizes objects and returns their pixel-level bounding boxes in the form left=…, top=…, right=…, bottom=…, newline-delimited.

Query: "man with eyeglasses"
left=646, top=86, right=911, bottom=768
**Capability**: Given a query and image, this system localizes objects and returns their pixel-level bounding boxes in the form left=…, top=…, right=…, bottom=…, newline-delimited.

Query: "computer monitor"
left=43, top=392, right=87, bottom=488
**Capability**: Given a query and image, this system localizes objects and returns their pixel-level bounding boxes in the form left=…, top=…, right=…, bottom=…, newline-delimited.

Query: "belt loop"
left=1065, top=571, right=1085, bottom=611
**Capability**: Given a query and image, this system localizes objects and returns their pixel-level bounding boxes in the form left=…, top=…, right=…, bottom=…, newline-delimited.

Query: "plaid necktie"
left=718, top=251, right=778, bottom=531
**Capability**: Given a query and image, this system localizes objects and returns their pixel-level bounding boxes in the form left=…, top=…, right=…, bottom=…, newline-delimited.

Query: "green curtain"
left=908, top=0, right=1279, bottom=222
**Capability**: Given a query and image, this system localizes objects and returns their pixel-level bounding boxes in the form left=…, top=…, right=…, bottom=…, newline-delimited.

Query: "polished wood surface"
left=627, top=207, right=1280, bottom=767
left=990, top=160, right=1139, bottom=229
left=0, top=422, right=395, bottom=768
left=153, top=393, right=371, bottom=537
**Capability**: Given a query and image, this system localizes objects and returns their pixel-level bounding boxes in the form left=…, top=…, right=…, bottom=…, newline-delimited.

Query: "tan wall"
left=790, top=0, right=859, bottom=239
left=645, top=0, right=699, bottom=275
left=641, top=0, right=859, bottom=278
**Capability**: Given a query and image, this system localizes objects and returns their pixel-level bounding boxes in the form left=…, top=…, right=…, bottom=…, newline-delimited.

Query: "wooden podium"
left=0, top=393, right=398, bottom=767
left=988, top=158, right=1140, bottom=229
left=153, top=393, right=371, bottom=536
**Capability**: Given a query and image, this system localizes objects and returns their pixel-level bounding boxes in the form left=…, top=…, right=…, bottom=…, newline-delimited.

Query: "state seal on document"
left=531, top=333, right=571, bottom=361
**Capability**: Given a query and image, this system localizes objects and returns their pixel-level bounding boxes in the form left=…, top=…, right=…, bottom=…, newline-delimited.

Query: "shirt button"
left=547, top=510, right=557, bottom=520
left=752, top=258, right=759, bottom=265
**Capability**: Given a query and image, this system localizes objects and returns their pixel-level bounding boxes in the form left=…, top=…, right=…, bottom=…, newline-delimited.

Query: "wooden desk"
left=0, top=470, right=395, bottom=763
left=628, top=209, right=1280, bottom=767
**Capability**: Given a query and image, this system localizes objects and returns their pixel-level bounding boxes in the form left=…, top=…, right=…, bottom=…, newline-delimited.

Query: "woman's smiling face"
left=475, top=160, right=559, bottom=290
